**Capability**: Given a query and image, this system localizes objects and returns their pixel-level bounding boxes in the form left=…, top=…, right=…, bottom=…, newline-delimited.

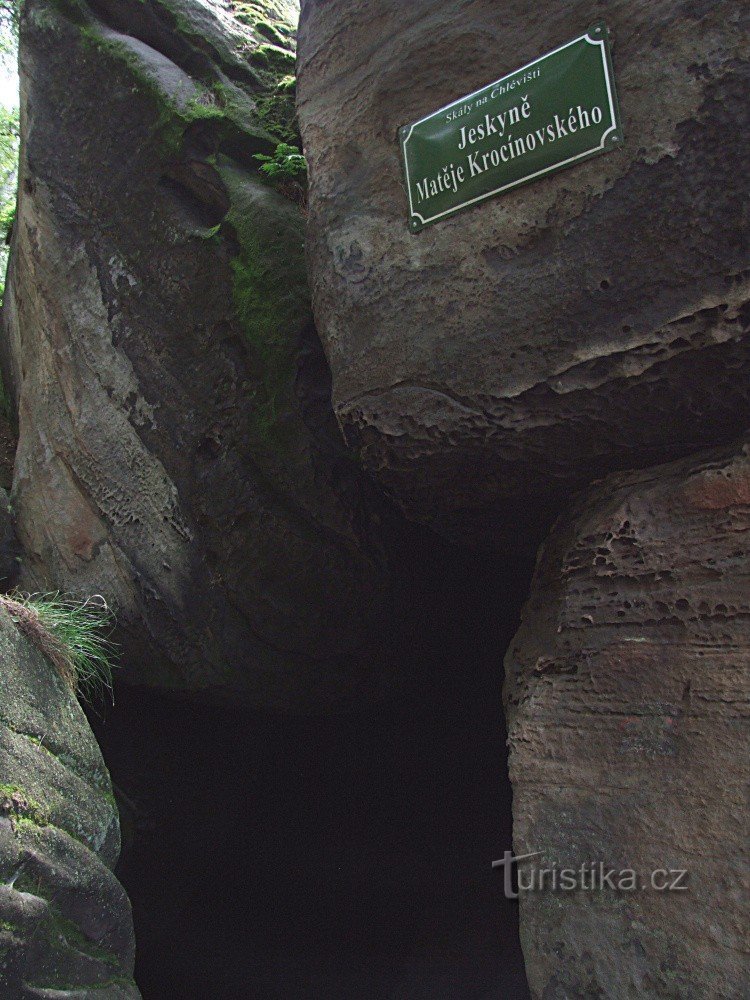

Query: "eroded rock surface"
left=504, top=437, right=750, bottom=998
left=2, top=0, right=395, bottom=708
left=0, top=606, right=139, bottom=998
left=298, top=0, right=750, bottom=539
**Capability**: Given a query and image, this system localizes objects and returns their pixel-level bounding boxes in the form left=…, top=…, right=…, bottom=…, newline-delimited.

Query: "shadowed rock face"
left=297, top=0, right=750, bottom=540
left=504, top=436, right=750, bottom=999
left=0, top=607, right=139, bottom=998
left=1, top=0, right=397, bottom=709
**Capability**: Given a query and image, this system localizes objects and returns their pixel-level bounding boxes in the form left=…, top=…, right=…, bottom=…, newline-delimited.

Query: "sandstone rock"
left=2, top=0, right=395, bottom=708
left=0, top=605, right=139, bottom=998
left=298, top=0, right=750, bottom=539
left=504, top=436, right=750, bottom=998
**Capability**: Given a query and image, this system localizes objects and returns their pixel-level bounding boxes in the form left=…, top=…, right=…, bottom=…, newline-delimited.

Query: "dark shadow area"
left=90, top=531, right=540, bottom=999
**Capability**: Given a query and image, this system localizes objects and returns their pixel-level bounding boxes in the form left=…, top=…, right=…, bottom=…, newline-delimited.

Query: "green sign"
left=400, top=23, right=623, bottom=231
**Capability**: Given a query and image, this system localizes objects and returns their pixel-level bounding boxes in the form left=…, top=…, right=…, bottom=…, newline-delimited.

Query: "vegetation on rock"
left=0, top=783, right=49, bottom=829
left=0, top=592, right=116, bottom=697
left=254, top=141, right=307, bottom=204
left=0, top=602, right=138, bottom=996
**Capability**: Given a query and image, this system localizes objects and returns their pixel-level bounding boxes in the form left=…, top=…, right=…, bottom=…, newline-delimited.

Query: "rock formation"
left=298, top=0, right=750, bottom=539
left=0, top=0, right=747, bottom=994
left=0, top=605, right=139, bottom=998
left=2, top=0, right=396, bottom=708
left=504, top=436, right=750, bottom=998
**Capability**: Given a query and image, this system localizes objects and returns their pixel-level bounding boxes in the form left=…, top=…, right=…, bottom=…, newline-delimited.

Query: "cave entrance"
left=90, top=531, right=535, bottom=999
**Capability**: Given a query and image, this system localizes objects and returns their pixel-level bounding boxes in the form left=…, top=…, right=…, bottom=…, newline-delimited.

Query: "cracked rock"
left=298, top=0, right=750, bottom=540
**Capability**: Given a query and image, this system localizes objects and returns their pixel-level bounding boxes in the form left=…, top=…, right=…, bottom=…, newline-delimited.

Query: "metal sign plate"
left=400, top=24, right=623, bottom=232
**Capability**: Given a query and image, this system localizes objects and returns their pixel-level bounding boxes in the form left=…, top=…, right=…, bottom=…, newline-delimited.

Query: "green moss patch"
left=69, top=0, right=300, bottom=160
left=253, top=19, right=287, bottom=46
left=251, top=42, right=295, bottom=72
left=0, top=784, right=49, bottom=829
left=255, top=88, right=298, bottom=145
left=217, top=162, right=309, bottom=454
left=231, top=1, right=297, bottom=40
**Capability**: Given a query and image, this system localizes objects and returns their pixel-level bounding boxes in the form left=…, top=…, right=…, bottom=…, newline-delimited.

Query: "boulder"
left=504, top=436, right=750, bottom=998
left=297, top=0, right=750, bottom=539
left=2, top=0, right=395, bottom=708
left=0, top=605, right=139, bottom=998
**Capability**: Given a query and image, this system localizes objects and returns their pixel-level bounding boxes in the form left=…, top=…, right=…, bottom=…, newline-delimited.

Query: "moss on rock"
left=74, top=0, right=300, bottom=163
left=0, top=784, right=49, bottom=829
left=0, top=607, right=139, bottom=995
left=217, top=160, right=309, bottom=454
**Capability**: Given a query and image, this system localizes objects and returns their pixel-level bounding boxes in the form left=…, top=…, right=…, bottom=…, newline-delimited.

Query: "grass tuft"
left=1, top=592, right=117, bottom=700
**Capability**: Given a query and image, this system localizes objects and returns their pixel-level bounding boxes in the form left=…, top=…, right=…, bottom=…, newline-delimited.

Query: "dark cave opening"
left=89, top=530, right=540, bottom=999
